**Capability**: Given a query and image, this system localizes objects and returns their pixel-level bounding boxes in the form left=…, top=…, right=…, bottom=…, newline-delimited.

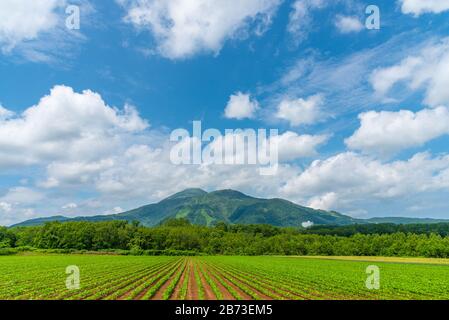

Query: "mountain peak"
left=166, top=188, right=208, bottom=200
left=209, top=189, right=250, bottom=199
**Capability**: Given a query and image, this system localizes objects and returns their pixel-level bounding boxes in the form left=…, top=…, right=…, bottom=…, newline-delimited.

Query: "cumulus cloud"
left=308, top=192, right=338, bottom=210
left=281, top=152, right=449, bottom=207
left=42, top=159, right=115, bottom=188
left=196, top=130, right=328, bottom=165
left=0, top=105, right=14, bottom=119
left=272, top=131, right=329, bottom=161
left=370, top=39, right=449, bottom=107
left=400, top=0, right=449, bottom=16
left=370, top=57, right=421, bottom=98
left=93, top=143, right=298, bottom=201
left=224, top=92, right=259, bottom=120
left=118, top=0, right=281, bottom=59
left=276, top=94, right=325, bottom=127
left=335, top=15, right=363, bottom=33
left=346, top=106, right=449, bottom=155
left=0, top=85, right=148, bottom=169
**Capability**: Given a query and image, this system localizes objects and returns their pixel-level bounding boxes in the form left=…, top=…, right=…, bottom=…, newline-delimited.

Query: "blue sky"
left=1, top=0, right=449, bottom=225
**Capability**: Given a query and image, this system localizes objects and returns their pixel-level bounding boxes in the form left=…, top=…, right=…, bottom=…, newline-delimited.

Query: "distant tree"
left=160, top=218, right=192, bottom=227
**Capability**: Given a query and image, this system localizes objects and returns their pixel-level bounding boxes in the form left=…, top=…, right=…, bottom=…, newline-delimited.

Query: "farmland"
left=1, top=255, right=449, bottom=300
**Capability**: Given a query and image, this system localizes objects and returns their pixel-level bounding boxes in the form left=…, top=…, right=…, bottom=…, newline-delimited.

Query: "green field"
left=1, top=255, right=449, bottom=300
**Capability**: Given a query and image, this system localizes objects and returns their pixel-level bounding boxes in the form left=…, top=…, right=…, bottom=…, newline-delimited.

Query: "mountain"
left=12, top=188, right=361, bottom=228
left=365, top=217, right=449, bottom=224
left=13, top=188, right=449, bottom=228
left=14, top=216, right=71, bottom=227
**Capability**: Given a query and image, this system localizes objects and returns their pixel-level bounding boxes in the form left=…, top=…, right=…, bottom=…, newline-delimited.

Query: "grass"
left=1, top=254, right=449, bottom=300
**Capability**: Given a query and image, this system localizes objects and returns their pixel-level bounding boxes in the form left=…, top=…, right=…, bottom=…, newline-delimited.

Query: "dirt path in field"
left=90, top=265, right=155, bottom=300
left=235, top=267, right=341, bottom=300
left=133, top=261, right=180, bottom=300
left=116, top=263, right=170, bottom=300
left=151, top=260, right=186, bottom=300
left=233, top=268, right=342, bottom=300
left=206, top=265, right=252, bottom=300
left=186, top=260, right=198, bottom=300
left=204, top=268, right=235, bottom=300
left=170, top=262, right=189, bottom=300
left=223, top=266, right=307, bottom=300
left=196, top=263, right=217, bottom=300
left=208, top=264, right=273, bottom=300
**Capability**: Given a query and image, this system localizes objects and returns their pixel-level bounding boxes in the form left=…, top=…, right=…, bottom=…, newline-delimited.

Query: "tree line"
left=3, top=220, right=449, bottom=258
left=303, top=222, right=449, bottom=237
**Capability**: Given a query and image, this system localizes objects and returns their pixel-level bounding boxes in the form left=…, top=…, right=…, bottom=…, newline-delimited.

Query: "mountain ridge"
left=11, top=188, right=449, bottom=228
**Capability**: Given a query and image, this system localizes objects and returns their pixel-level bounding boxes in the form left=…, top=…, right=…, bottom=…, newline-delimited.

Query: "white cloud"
left=93, top=143, right=298, bottom=202
left=400, top=0, right=449, bottom=16
left=273, top=131, right=329, bottom=161
left=281, top=152, right=449, bottom=207
left=346, top=106, right=449, bottom=155
left=22, top=208, right=37, bottom=219
left=0, top=202, right=12, bottom=213
left=0, top=0, right=60, bottom=52
left=1, top=187, right=44, bottom=205
left=42, top=159, right=115, bottom=188
left=370, top=57, right=422, bottom=98
left=205, top=130, right=328, bottom=163
left=104, top=207, right=124, bottom=214
left=224, top=92, right=259, bottom=120
left=0, top=0, right=91, bottom=63
left=0, top=85, right=148, bottom=169
left=370, top=38, right=449, bottom=107
left=335, top=15, right=363, bottom=33
left=276, top=94, right=325, bottom=126
left=118, top=0, right=281, bottom=59
left=308, top=192, right=338, bottom=210
left=0, top=105, right=14, bottom=119
left=62, top=203, right=78, bottom=209
left=171, top=130, right=326, bottom=170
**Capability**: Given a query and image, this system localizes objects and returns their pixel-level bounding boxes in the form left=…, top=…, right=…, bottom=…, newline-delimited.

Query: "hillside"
left=13, top=189, right=360, bottom=227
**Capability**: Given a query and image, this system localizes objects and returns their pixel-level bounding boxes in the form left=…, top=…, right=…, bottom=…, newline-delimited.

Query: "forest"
left=3, top=219, right=449, bottom=258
